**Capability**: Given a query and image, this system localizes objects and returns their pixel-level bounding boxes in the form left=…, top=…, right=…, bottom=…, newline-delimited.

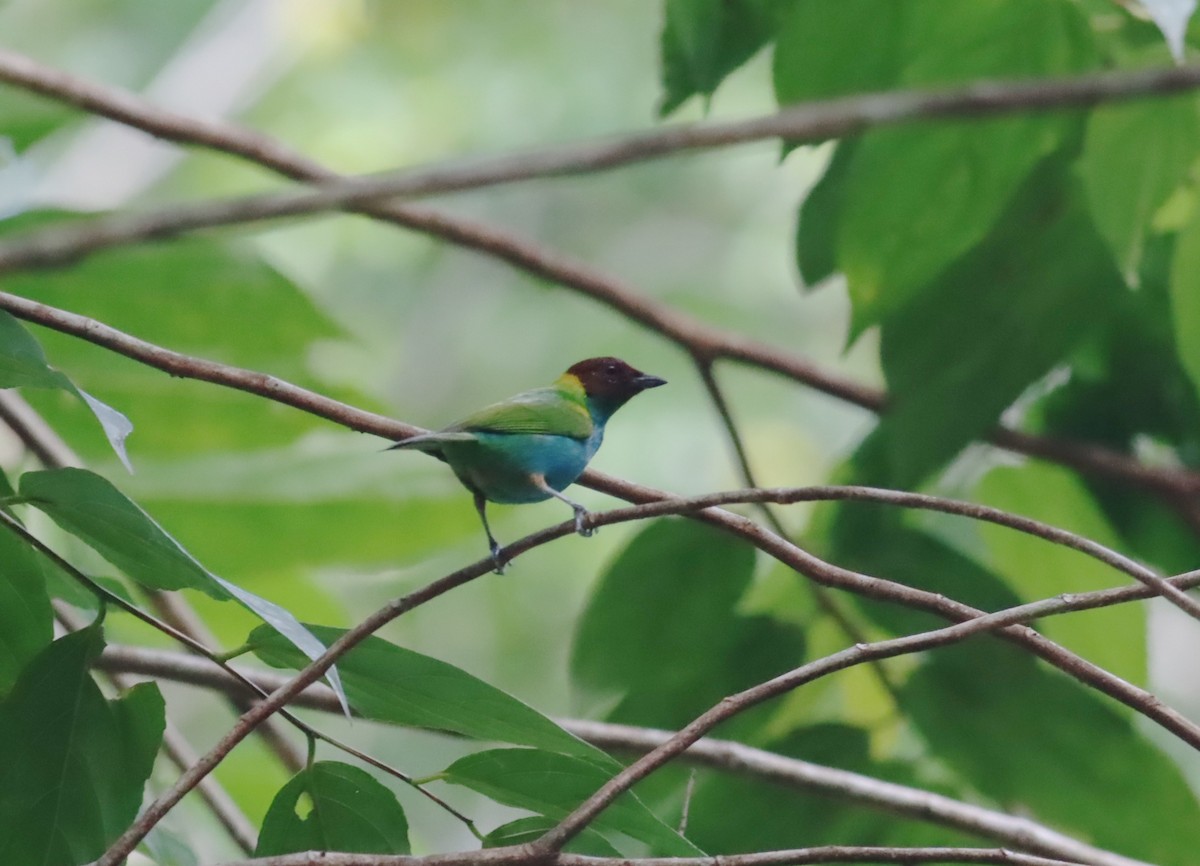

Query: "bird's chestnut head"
left=566, top=357, right=666, bottom=413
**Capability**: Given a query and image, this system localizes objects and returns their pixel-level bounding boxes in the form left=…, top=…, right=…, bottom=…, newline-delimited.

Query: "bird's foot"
left=573, top=505, right=595, bottom=538
left=489, top=541, right=508, bottom=575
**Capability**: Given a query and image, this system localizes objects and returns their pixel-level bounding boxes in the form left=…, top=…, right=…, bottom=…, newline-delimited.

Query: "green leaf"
left=1169, top=206, right=1200, bottom=400
left=19, top=467, right=349, bottom=714
left=442, top=748, right=703, bottom=856
left=0, top=217, right=368, bottom=459
left=795, top=0, right=1096, bottom=332
left=0, top=624, right=165, bottom=866
left=255, top=761, right=410, bottom=857
left=0, top=527, right=54, bottom=697
left=0, top=310, right=134, bottom=470
left=659, top=0, right=775, bottom=116
left=976, top=463, right=1145, bottom=685
left=772, top=0, right=903, bottom=105
left=572, top=519, right=802, bottom=732
left=482, top=816, right=621, bottom=856
left=1081, top=95, right=1200, bottom=280
left=905, top=641, right=1200, bottom=866
left=877, top=167, right=1122, bottom=487
left=795, top=143, right=853, bottom=287
left=248, top=623, right=609, bottom=763
left=0, top=308, right=73, bottom=390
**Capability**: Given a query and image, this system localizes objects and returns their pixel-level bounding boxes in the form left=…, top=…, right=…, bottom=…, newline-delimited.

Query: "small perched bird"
left=390, top=357, right=666, bottom=572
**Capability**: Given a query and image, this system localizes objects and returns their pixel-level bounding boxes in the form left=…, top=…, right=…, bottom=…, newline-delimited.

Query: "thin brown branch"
left=5, top=58, right=1200, bottom=270
left=96, top=643, right=1144, bottom=866
left=216, top=846, right=1086, bottom=866
left=692, top=358, right=904, bottom=704
left=97, top=486, right=1200, bottom=864
left=3, top=293, right=1193, bottom=746
left=0, top=48, right=1196, bottom=518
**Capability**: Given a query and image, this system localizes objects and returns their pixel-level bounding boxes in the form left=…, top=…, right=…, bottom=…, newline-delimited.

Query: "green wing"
left=450, top=387, right=593, bottom=439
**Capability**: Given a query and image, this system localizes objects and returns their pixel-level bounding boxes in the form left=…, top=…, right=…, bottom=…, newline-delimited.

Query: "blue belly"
left=440, top=431, right=601, bottom=504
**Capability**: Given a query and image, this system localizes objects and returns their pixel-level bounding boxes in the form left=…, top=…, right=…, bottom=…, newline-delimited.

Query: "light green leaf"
left=1081, top=95, right=1200, bottom=280
left=0, top=309, right=134, bottom=470
left=0, top=624, right=165, bottom=866
left=482, top=816, right=622, bottom=856
left=976, top=463, right=1146, bottom=685
left=19, top=467, right=348, bottom=714
left=255, top=762, right=410, bottom=857
left=442, top=748, right=703, bottom=856
left=248, top=624, right=609, bottom=763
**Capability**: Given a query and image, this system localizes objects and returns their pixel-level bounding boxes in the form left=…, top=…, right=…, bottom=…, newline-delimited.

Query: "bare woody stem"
left=5, top=61, right=1200, bottom=271
left=0, top=48, right=1197, bottom=517
left=214, top=845, right=1096, bottom=866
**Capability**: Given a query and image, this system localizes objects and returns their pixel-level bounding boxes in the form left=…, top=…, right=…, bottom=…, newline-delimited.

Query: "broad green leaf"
left=0, top=217, right=370, bottom=459
left=248, top=623, right=609, bottom=764
left=1169, top=206, right=1200, bottom=400
left=1081, top=95, right=1200, bottom=280
left=659, top=0, right=775, bottom=115
left=0, top=625, right=165, bottom=866
left=571, top=519, right=802, bottom=732
left=976, top=463, right=1145, bottom=685
left=795, top=143, right=853, bottom=288
left=0, top=309, right=73, bottom=390
left=482, top=816, right=621, bottom=856
left=0, top=310, right=134, bottom=470
left=0, top=527, right=54, bottom=697
left=877, top=168, right=1122, bottom=487
left=19, top=467, right=348, bottom=713
left=685, top=724, right=914, bottom=853
left=442, top=748, right=703, bottom=856
left=773, top=0, right=903, bottom=106
left=905, top=641, right=1200, bottom=866
left=802, top=0, right=1096, bottom=332
left=255, top=762, right=410, bottom=857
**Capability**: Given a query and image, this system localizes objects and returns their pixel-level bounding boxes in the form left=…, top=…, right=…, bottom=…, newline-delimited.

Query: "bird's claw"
left=489, top=541, right=507, bottom=575
left=574, top=506, right=595, bottom=538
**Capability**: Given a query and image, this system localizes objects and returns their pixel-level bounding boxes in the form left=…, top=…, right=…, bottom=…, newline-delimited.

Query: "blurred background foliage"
left=4, top=0, right=1200, bottom=864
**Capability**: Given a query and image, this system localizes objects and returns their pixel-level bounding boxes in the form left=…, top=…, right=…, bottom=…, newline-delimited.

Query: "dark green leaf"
left=442, top=748, right=703, bottom=856
left=19, top=467, right=348, bottom=712
left=815, top=0, right=1096, bottom=332
left=1170, top=206, right=1200, bottom=400
left=905, top=641, right=1200, bottom=865
left=1082, top=95, right=1200, bottom=280
left=255, top=761, right=410, bottom=857
left=795, top=143, right=853, bottom=288
left=659, top=0, right=775, bottom=115
left=248, top=623, right=609, bottom=763
left=0, top=527, right=54, bottom=697
left=877, top=167, right=1122, bottom=487
left=572, top=520, right=802, bottom=732
left=0, top=625, right=165, bottom=866
left=482, top=816, right=621, bottom=856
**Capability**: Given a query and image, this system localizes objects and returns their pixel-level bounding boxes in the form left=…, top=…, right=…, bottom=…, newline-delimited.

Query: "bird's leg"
left=473, top=490, right=506, bottom=574
left=530, top=475, right=594, bottom=537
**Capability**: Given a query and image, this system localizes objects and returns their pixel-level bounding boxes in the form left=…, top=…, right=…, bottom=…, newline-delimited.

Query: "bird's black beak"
left=633, top=374, right=667, bottom=390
